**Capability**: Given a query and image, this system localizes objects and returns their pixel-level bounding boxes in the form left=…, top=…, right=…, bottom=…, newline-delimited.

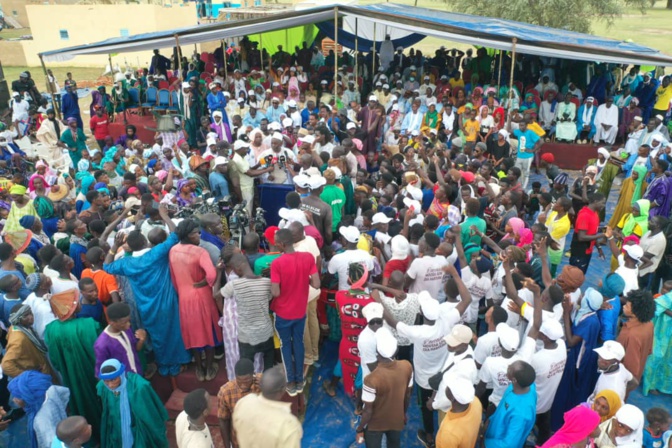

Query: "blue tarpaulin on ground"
left=41, top=3, right=672, bottom=66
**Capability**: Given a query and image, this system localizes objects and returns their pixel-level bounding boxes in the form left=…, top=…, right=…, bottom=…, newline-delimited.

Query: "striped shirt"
left=221, top=277, right=273, bottom=346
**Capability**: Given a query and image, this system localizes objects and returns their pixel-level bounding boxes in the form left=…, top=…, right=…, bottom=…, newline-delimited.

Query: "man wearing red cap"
left=540, top=153, right=560, bottom=182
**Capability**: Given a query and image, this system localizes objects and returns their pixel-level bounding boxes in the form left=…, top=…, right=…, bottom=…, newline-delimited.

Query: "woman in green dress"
left=59, top=117, right=87, bottom=169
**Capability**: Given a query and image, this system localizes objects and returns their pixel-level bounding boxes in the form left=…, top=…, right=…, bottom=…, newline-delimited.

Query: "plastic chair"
left=154, top=89, right=171, bottom=112
left=142, top=87, right=158, bottom=108
left=127, top=88, right=140, bottom=108
left=204, top=62, right=215, bottom=74
left=168, top=90, right=180, bottom=112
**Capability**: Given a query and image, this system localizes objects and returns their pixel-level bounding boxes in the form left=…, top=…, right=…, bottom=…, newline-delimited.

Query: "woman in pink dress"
left=169, top=218, right=222, bottom=381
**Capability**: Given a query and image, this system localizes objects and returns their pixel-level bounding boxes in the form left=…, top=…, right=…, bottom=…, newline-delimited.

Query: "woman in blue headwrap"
left=596, top=273, right=626, bottom=342
left=551, top=287, right=603, bottom=430
left=75, top=173, right=95, bottom=214
left=8, top=370, right=70, bottom=448
left=97, top=358, right=169, bottom=448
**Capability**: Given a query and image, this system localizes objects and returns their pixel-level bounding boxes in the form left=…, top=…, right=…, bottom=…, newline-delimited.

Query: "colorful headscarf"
left=9, top=184, right=27, bottom=196
left=599, top=273, right=625, bottom=299
left=9, top=304, right=48, bottom=354
left=33, top=196, right=55, bottom=219
left=593, top=389, right=622, bottom=423
left=574, top=287, right=603, bottom=326
left=516, top=228, right=534, bottom=247
left=177, top=178, right=190, bottom=193
left=503, top=217, right=525, bottom=241
left=28, top=175, right=48, bottom=193
left=100, top=359, right=133, bottom=448
left=7, top=371, right=53, bottom=448
left=540, top=406, right=601, bottom=448
left=631, top=164, right=648, bottom=204
left=622, top=199, right=650, bottom=237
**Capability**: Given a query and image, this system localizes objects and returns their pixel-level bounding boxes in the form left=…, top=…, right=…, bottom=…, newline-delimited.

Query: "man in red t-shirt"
left=89, top=106, right=110, bottom=150
left=569, top=192, right=606, bottom=274
left=270, top=228, right=320, bottom=396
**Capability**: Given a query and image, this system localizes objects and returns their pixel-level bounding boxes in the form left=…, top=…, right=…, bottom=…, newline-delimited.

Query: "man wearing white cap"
left=576, top=96, right=597, bottom=144
left=256, top=132, right=296, bottom=185
left=589, top=340, right=636, bottom=404
left=230, top=140, right=273, bottom=217
left=379, top=282, right=472, bottom=448
left=342, top=81, right=361, bottom=109
left=435, top=377, right=482, bottom=448
left=653, top=113, right=670, bottom=141
left=371, top=212, right=393, bottom=259
left=358, top=303, right=385, bottom=378
left=476, top=322, right=522, bottom=411
left=430, top=325, right=477, bottom=415
left=209, top=156, right=230, bottom=201
left=400, top=100, right=424, bottom=136
left=266, top=97, right=286, bottom=124
left=511, top=280, right=567, bottom=444
left=328, top=226, right=375, bottom=291
left=300, top=174, right=333, bottom=244
left=357, top=327, right=413, bottom=448
left=593, top=96, right=619, bottom=145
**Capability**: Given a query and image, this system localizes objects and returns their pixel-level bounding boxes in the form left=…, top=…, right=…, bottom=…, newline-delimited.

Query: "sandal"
left=205, top=363, right=220, bottom=381
left=195, top=365, right=206, bottom=382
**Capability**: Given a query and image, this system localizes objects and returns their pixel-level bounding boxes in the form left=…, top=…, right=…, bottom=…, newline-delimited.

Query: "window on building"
left=120, top=29, right=130, bottom=37
left=59, top=30, right=69, bottom=41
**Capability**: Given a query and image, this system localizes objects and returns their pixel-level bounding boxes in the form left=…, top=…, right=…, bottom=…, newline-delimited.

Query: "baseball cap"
left=362, top=303, right=384, bottom=322
left=307, top=175, right=326, bottom=190
left=594, top=340, right=625, bottom=361
left=459, top=171, right=475, bottom=183
left=496, top=323, right=520, bottom=351
left=346, top=122, right=357, bottom=130
left=444, top=324, right=473, bottom=347
left=293, top=174, right=311, bottom=189
left=376, top=327, right=398, bottom=358
left=418, top=291, right=440, bottom=320
left=282, top=117, right=293, bottom=128
left=369, top=95, right=378, bottom=102
left=371, top=212, right=392, bottom=225
left=233, top=140, right=249, bottom=150
left=446, top=377, right=475, bottom=405
left=540, top=319, right=564, bottom=341
left=213, top=156, right=228, bottom=166
left=287, top=100, right=297, bottom=108
left=406, top=185, right=423, bottom=201
left=339, top=225, right=361, bottom=244
left=622, top=244, right=644, bottom=262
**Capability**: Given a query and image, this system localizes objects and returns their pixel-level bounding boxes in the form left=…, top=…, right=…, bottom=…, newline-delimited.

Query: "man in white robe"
left=379, top=35, right=394, bottom=71
left=555, top=96, right=577, bottom=142
left=35, top=109, right=72, bottom=172
left=623, top=116, right=645, bottom=156
left=593, top=97, right=619, bottom=145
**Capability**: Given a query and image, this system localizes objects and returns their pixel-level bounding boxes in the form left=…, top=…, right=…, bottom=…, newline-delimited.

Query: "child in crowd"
left=0, top=274, right=23, bottom=328
left=643, top=407, right=671, bottom=448
left=76, top=277, right=105, bottom=325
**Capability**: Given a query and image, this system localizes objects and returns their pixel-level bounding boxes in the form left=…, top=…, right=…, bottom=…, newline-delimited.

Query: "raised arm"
left=443, top=263, right=472, bottom=316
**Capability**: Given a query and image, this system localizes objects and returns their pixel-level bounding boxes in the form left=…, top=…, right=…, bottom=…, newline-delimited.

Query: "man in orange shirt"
left=81, top=246, right=120, bottom=308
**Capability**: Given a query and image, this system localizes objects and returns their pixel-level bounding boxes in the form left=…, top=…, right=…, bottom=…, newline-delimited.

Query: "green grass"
left=3, top=67, right=106, bottom=88
left=0, top=27, right=32, bottom=40
left=359, top=0, right=672, bottom=54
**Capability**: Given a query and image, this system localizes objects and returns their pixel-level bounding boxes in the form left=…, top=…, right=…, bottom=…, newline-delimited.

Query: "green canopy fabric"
left=248, top=24, right=318, bottom=57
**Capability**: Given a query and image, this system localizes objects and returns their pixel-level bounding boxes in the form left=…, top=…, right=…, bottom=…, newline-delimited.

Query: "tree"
left=451, top=0, right=649, bottom=33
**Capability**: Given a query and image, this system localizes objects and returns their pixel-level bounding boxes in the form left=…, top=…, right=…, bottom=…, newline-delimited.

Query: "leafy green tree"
left=450, top=0, right=649, bottom=33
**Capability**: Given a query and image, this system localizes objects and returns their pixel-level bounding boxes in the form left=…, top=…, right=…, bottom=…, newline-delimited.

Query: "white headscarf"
left=613, top=404, right=644, bottom=447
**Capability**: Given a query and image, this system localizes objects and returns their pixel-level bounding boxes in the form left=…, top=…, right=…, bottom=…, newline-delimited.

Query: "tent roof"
left=41, top=3, right=672, bottom=66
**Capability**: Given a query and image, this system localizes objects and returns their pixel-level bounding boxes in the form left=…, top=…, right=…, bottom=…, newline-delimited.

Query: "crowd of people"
left=0, top=38, right=671, bottom=448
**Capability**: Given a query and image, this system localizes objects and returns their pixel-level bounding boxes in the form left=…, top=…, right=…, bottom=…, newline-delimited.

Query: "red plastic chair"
left=570, top=97, right=580, bottom=108
left=158, top=80, right=169, bottom=89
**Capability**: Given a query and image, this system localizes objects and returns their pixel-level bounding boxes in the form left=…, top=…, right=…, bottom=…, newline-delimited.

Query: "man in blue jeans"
left=270, top=229, right=320, bottom=396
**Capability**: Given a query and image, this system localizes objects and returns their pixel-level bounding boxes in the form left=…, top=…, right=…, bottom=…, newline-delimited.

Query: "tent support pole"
left=354, top=18, right=358, bottom=88
left=39, top=55, right=60, bottom=119
left=497, top=50, right=503, bottom=93
left=260, top=34, right=264, bottom=73
left=175, top=35, right=183, bottom=80
left=371, top=22, right=376, bottom=79
left=222, top=40, right=228, bottom=79
left=333, top=6, right=338, bottom=99
left=507, top=38, right=517, bottom=129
